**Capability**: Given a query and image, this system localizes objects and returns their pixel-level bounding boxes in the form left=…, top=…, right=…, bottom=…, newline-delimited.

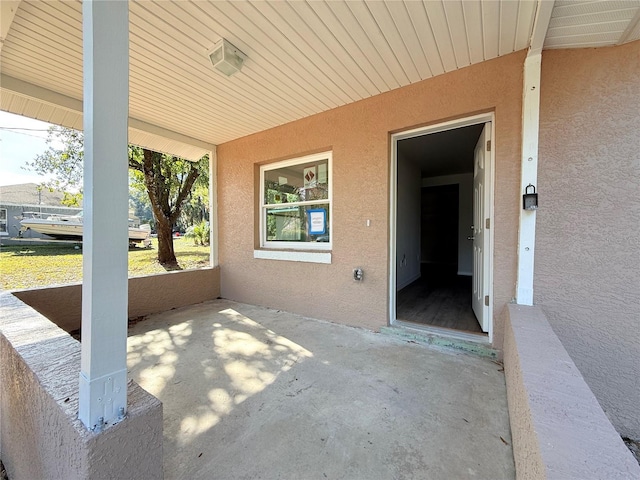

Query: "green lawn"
left=0, top=238, right=210, bottom=290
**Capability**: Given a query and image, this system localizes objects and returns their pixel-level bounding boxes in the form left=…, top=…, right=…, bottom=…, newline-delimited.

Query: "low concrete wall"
left=13, top=266, right=221, bottom=333
left=12, top=283, right=82, bottom=333
left=503, top=304, right=640, bottom=479
left=0, top=292, right=163, bottom=480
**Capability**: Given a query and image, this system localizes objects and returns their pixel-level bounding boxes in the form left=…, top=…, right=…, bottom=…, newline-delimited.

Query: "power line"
left=0, top=126, right=51, bottom=140
left=0, top=126, right=50, bottom=132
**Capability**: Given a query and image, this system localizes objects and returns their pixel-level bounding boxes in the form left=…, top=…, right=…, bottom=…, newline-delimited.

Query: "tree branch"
left=169, top=164, right=200, bottom=224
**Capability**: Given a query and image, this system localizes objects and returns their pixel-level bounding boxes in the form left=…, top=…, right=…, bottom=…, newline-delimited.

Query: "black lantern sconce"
left=523, top=184, right=538, bottom=210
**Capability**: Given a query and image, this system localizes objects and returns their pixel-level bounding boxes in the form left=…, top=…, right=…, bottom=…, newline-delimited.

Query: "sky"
left=0, top=110, right=55, bottom=187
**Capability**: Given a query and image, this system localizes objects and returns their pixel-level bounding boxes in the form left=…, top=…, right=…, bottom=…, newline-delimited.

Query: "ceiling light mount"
left=208, top=38, right=246, bottom=77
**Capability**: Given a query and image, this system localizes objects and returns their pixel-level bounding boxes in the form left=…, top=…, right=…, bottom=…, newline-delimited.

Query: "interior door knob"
left=467, top=236, right=475, bottom=241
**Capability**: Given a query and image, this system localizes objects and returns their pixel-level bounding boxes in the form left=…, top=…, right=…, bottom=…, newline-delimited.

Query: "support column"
left=209, top=147, right=219, bottom=267
left=516, top=54, right=541, bottom=305
left=78, top=0, right=129, bottom=431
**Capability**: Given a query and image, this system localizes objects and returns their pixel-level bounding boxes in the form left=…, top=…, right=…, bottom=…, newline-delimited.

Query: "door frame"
left=389, top=112, right=496, bottom=343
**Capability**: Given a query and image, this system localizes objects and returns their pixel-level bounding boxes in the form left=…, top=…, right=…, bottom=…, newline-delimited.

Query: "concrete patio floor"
left=127, top=299, right=515, bottom=479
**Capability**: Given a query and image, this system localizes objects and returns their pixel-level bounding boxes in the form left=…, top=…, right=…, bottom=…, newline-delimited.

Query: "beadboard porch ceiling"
left=1, top=0, right=638, bottom=160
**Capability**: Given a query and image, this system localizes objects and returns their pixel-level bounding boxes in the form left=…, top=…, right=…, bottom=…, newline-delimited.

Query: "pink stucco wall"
left=12, top=267, right=221, bottom=333
left=217, top=50, right=526, bottom=348
left=536, top=41, right=640, bottom=438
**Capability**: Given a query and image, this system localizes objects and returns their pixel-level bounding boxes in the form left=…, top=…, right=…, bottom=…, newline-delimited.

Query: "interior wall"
left=396, top=152, right=422, bottom=290
left=217, top=50, right=525, bottom=341
left=422, top=174, right=473, bottom=275
left=536, top=40, right=640, bottom=438
left=420, top=185, right=458, bottom=267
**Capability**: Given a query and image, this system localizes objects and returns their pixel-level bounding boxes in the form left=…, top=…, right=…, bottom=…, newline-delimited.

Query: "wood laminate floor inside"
left=396, top=264, right=482, bottom=334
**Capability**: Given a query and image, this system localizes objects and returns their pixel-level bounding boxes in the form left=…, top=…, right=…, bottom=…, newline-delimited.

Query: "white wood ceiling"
left=0, top=1, right=638, bottom=159
left=545, top=0, right=640, bottom=48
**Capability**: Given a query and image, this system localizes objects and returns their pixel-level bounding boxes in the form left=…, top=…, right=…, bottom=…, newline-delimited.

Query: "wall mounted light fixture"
left=208, top=39, right=246, bottom=76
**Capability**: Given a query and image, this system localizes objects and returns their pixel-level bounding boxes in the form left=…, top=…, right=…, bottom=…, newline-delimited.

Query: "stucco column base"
left=0, top=292, right=163, bottom=480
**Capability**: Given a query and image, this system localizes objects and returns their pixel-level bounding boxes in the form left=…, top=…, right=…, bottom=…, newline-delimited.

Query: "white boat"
left=20, top=211, right=152, bottom=247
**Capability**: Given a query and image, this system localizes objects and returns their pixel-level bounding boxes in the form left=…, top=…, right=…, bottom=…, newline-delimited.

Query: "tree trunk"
left=155, top=214, right=177, bottom=269
left=129, top=148, right=201, bottom=269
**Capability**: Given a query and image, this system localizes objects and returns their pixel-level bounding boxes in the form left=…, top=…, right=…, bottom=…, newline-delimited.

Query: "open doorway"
left=390, top=114, right=494, bottom=340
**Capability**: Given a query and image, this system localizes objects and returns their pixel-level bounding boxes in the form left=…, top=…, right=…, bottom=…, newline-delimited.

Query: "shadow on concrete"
left=127, top=299, right=515, bottom=480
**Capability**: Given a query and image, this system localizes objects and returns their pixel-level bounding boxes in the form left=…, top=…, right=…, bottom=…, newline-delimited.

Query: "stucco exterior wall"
left=217, top=51, right=525, bottom=345
left=536, top=41, right=640, bottom=438
left=12, top=266, right=221, bottom=333
left=0, top=292, right=163, bottom=480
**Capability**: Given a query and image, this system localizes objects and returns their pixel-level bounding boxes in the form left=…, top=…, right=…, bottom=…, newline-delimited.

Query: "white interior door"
left=472, top=123, right=491, bottom=332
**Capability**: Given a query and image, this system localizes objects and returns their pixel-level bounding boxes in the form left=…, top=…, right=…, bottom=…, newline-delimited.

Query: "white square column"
left=78, top=0, right=129, bottom=431
left=209, top=148, right=219, bottom=267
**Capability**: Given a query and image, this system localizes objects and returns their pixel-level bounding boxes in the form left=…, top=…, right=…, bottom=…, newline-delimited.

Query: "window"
left=0, top=209, right=7, bottom=236
left=260, top=152, right=331, bottom=252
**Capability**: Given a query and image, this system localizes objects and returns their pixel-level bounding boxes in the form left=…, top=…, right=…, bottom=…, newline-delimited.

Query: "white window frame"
left=259, top=151, right=332, bottom=252
left=0, top=208, right=7, bottom=236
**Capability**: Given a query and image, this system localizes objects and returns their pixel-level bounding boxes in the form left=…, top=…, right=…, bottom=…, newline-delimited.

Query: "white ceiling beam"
left=0, top=0, right=21, bottom=53
left=529, top=0, right=556, bottom=56
left=128, top=118, right=215, bottom=154
left=1, top=73, right=83, bottom=112
left=0, top=74, right=215, bottom=158
left=618, top=7, right=640, bottom=45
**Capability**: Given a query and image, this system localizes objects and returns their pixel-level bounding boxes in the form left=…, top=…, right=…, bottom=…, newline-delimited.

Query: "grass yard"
left=0, top=237, right=210, bottom=290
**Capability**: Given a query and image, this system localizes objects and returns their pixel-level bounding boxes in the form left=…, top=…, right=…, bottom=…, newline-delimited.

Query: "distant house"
left=0, top=183, right=81, bottom=243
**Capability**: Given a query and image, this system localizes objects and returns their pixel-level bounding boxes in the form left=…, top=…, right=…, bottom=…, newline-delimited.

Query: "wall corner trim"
left=516, top=53, right=541, bottom=306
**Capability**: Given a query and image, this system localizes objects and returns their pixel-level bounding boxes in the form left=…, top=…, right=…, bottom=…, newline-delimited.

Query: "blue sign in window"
left=307, top=208, right=326, bottom=235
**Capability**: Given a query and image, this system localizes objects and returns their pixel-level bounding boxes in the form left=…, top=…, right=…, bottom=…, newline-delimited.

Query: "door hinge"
left=486, top=140, right=491, bottom=151
left=484, top=295, right=490, bottom=306
left=485, top=218, right=490, bottom=229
